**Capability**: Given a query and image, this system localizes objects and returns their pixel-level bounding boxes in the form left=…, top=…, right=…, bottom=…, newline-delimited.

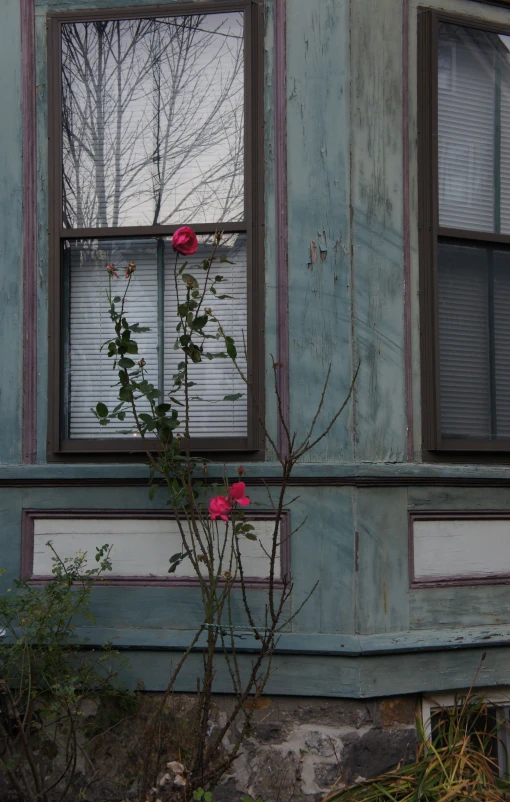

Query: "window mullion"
left=495, top=46, right=502, bottom=235
left=488, top=248, right=498, bottom=439
left=157, top=238, right=165, bottom=399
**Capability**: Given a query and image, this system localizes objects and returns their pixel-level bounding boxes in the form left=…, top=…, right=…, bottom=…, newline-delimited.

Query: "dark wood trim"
left=46, top=1, right=265, bottom=459
left=436, top=438, right=510, bottom=452
left=47, top=12, right=62, bottom=458
left=436, top=8, right=510, bottom=35
left=56, top=437, right=255, bottom=454
left=274, top=0, right=289, bottom=459
left=244, top=0, right=265, bottom=454
left=403, top=0, right=414, bottom=461
left=12, top=473, right=510, bottom=488
left=409, top=509, right=510, bottom=589
left=439, top=227, right=510, bottom=245
left=46, top=0, right=251, bottom=23
left=21, top=508, right=290, bottom=588
left=21, top=0, right=38, bottom=465
left=418, top=9, right=440, bottom=452
left=467, top=1, right=510, bottom=9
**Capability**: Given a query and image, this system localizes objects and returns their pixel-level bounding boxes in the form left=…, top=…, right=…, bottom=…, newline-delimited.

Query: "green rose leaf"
left=192, top=315, right=208, bottom=331
left=96, top=402, right=108, bottom=418
left=225, top=337, right=237, bottom=360
left=182, top=273, right=199, bottom=289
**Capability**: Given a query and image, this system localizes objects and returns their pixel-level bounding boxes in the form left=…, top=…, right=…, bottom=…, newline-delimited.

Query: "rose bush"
left=94, top=223, right=355, bottom=800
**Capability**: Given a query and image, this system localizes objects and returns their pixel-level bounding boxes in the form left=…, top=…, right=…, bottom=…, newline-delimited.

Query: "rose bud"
left=106, top=263, right=119, bottom=278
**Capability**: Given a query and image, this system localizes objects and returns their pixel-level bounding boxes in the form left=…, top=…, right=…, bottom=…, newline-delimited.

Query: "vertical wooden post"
left=21, top=0, right=37, bottom=464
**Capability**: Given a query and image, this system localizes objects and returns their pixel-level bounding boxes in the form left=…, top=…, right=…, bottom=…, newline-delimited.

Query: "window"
left=419, top=11, right=510, bottom=452
left=422, top=691, right=510, bottom=781
left=46, top=1, right=263, bottom=457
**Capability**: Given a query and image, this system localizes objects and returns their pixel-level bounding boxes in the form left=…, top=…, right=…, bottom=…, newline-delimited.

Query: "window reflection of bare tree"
left=61, top=14, right=244, bottom=229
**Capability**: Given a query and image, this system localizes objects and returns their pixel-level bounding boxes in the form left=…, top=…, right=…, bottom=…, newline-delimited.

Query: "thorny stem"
left=0, top=680, right=47, bottom=802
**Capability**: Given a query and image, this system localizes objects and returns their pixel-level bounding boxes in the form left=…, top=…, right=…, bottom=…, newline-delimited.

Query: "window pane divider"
left=488, top=250, right=498, bottom=438
left=61, top=222, right=247, bottom=240
left=438, top=227, right=510, bottom=245
left=157, top=238, right=165, bottom=397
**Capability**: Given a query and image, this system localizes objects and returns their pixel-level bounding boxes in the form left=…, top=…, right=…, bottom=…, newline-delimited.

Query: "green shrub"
left=0, top=543, right=128, bottom=802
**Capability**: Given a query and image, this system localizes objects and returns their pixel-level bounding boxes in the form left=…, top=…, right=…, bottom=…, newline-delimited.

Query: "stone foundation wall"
left=0, top=693, right=418, bottom=801
left=215, top=695, right=418, bottom=802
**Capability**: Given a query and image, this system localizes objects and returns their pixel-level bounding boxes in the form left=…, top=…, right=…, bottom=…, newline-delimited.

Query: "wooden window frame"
left=419, top=7, right=510, bottom=455
left=46, top=0, right=265, bottom=461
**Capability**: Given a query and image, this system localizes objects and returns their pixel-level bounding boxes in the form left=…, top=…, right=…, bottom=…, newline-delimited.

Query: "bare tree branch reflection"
left=62, top=13, right=244, bottom=229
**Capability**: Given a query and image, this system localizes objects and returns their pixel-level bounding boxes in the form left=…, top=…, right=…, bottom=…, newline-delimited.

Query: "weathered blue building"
left=4, top=0, right=510, bottom=763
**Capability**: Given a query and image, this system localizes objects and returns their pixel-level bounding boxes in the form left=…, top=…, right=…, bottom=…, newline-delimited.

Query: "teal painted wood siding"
left=2, top=0, right=510, bottom=696
left=0, top=0, right=23, bottom=465
left=286, top=0, right=353, bottom=463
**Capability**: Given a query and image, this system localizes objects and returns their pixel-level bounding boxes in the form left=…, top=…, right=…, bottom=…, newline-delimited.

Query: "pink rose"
left=172, top=226, right=199, bottom=256
left=209, top=495, right=232, bottom=522
left=229, top=482, right=251, bottom=507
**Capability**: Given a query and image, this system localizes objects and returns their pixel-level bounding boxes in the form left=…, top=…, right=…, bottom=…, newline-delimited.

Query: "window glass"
left=64, top=234, right=247, bottom=439
left=438, top=240, right=510, bottom=441
left=438, top=23, right=510, bottom=234
left=61, top=13, right=245, bottom=228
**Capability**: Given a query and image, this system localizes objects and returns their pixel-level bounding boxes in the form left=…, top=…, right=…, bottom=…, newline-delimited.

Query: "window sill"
left=47, top=437, right=264, bottom=463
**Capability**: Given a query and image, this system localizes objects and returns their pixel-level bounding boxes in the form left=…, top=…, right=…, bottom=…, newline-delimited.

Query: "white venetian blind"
left=66, top=236, right=248, bottom=440
left=438, top=25, right=495, bottom=232
left=67, top=240, right=159, bottom=439
left=163, top=234, right=248, bottom=437
left=438, top=243, right=491, bottom=439
left=499, top=40, right=510, bottom=234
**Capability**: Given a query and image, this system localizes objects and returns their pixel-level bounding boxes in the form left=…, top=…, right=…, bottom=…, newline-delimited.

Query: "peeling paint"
left=308, top=239, right=317, bottom=269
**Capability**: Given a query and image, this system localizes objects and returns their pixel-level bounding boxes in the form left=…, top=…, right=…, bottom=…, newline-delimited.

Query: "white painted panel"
left=413, top=518, right=510, bottom=579
left=33, top=518, right=279, bottom=579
